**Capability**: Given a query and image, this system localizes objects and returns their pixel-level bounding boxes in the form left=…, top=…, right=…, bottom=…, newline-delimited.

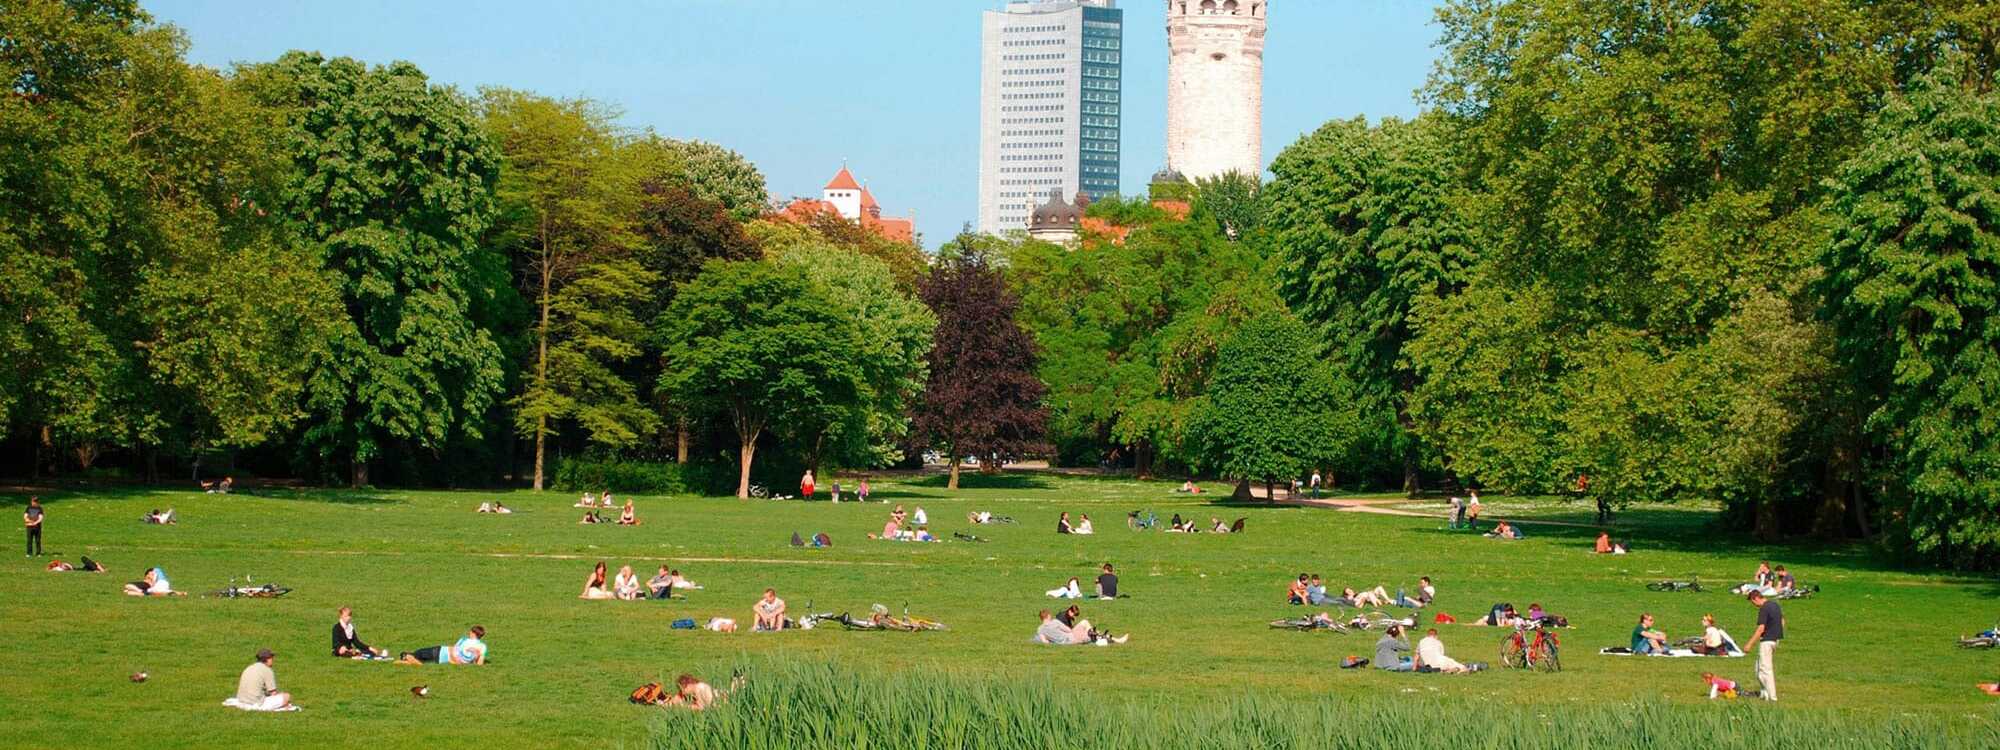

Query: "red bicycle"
left=1499, top=620, right=1561, bottom=672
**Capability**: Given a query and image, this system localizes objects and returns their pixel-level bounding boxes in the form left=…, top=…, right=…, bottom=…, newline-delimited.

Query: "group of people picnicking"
left=580, top=560, right=702, bottom=601
left=1161, top=513, right=1236, bottom=533
left=1287, top=573, right=1432, bottom=610
left=1370, top=626, right=1479, bottom=673
left=1046, top=563, right=1121, bottom=600
left=868, top=504, right=935, bottom=541
left=575, top=493, right=640, bottom=525
left=224, top=611, right=489, bottom=712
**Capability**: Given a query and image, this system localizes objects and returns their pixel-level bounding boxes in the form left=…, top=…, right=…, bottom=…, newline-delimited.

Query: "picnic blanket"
left=222, top=698, right=300, bottom=712
left=1598, top=647, right=1742, bottom=658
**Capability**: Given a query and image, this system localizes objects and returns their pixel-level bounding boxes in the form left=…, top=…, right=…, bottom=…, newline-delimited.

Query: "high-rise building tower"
left=978, top=1, right=1123, bottom=234
left=1165, top=0, right=1265, bottom=181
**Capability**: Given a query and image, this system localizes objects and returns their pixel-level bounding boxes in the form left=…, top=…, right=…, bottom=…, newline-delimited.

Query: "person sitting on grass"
left=752, top=588, right=788, bottom=631
left=1047, top=577, right=1083, bottom=599
left=1416, top=629, right=1469, bottom=673
left=1057, top=512, right=1074, bottom=534
left=1177, top=480, right=1202, bottom=494
left=617, top=499, right=639, bottom=526
left=1773, top=566, right=1796, bottom=594
left=1033, top=608, right=1128, bottom=645
left=1595, top=531, right=1613, bottom=554
left=1095, top=564, right=1119, bottom=599
left=580, top=561, right=614, bottom=600
left=332, top=606, right=388, bottom=658
left=1392, top=577, right=1435, bottom=608
left=576, top=492, right=598, bottom=508
left=1375, top=625, right=1415, bottom=672
left=1753, top=561, right=1773, bottom=589
left=890, top=505, right=907, bottom=527
left=1693, top=614, right=1741, bottom=655
left=399, top=626, right=487, bottom=666
left=647, top=566, right=676, bottom=599
left=1287, top=574, right=1310, bottom=605
left=614, top=565, right=642, bottom=601
left=124, top=566, right=182, bottom=596
left=1210, top=517, right=1229, bottom=533
left=1305, top=575, right=1333, bottom=605
left=1165, top=514, right=1193, bottom=533
left=1074, top=514, right=1095, bottom=535
left=1485, top=520, right=1520, bottom=540
left=1632, top=613, right=1670, bottom=655
left=233, top=648, right=292, bottom=711
left=871, top=518, right=900, bottom=540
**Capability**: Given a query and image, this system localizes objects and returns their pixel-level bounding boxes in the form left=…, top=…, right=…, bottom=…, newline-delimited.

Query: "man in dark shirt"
left=1095, top=563, right=1118, bottom=599
left=23, top=497, right=43, bottom=557
left=1744, top=592, right=1785, bottom=701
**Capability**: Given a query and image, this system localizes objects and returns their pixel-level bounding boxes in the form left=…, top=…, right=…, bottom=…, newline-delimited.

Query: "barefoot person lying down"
left=399, top=626, right=487, bottom=665
left=1416, top=629, right=1470, bottom=673
left=124, top=566, right=183, bottom=596
left=1032, top=608, right=1128, bottom=645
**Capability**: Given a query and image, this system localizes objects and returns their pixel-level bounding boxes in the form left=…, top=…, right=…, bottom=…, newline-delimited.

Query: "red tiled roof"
left=825, top=167, right=861, bottom=191
left=859, top=185, right=880, bottom=209
left=868, top=216, right=914, bottom=244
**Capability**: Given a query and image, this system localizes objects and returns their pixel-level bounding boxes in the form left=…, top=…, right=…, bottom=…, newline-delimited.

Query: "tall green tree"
left=1266, top=114, right=1476, bottom=491
left=642, top=137, right=769, bottom=222
left=1185, top=313, right=1359, bottom=501
left=481, top=89, right=656, bottom=490
left=1820, top=61, right=2000, bottom=567
left=657, top=260, right=862, bottom=498
left=244, top=52, right=506, bottom=487
left=769, top=244, right=935, bottom=472
left=631, top=182, right=760, bottom=463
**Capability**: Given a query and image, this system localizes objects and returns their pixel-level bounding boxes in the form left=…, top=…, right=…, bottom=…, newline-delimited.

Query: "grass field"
left=2, top=473, right=1996, bottom=748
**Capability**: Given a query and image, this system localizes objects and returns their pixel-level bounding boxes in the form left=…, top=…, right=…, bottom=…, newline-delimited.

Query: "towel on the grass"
left=222, top=698, right=300, bottom=712
left=1598, top=647, right=1741, bottom=658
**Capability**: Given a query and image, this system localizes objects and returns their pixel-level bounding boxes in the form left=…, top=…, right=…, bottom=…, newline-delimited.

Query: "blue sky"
left=148, top=0, right=1445, bottom=247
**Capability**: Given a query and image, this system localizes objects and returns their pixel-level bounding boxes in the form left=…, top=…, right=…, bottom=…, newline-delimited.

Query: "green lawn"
left=2, top=473, right=1995, bottom=748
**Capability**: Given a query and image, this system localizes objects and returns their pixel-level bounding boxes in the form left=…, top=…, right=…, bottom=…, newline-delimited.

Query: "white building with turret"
left=1165, top=0, right=1265, bottom=182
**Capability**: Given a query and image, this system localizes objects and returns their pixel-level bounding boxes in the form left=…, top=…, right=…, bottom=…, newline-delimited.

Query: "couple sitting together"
left=1373, top=626, right=1478, bottom=673
left=1468, top=602, right=1567, bottom=628
left=123, top=566, right=183, bottom=596
left=1055, top=512, right=1094, bottom=535
left=1629, top=613, right=1741, bottom=656
left=1046, top=564, right=1120, bottom=599
left=1033, top=606, right=1129, bottom=646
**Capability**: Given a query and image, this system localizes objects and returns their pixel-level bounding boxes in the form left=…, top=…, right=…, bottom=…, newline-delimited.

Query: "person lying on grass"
left=614, top=565, right=642, bottom=600
left=332, top=606, right=389, bottom=658
left=1165, top=514, right=1196, bottom=533
left=124, top=566, right=182, bottom=596
left=1339, top=585, right=1393, bottom=609
left=399, top=626, right=487, bottom=665
left=580, top=561, right=614, bottom=600
left=1033, top=608, right=1128, bottom=645
left=753, top=588, right=788, bottom=631
left=1416, top=629, right=1470, bottom=673
left=617, top=499, right=639, bottom=526
left=662, top=674, right=721, bottom=711
left=1471, top=603, right=1522, bottom=627
left=142, top=508, right=176, bottom=525
left=1210, top=517, right=1229, bottom=533
left=968, top=510, right=1013, bottom=524
left=1047, top=577, right=1083, bottom=599
left=1485, top=520, right=1521, bottom=539
left=579, top=510, right=606, bottom=525
left=575, top=492, right=598, bottom=508
left=1632, top=613, right=1670, bottom=655
left=1375, top=626, right=1414, bottom=672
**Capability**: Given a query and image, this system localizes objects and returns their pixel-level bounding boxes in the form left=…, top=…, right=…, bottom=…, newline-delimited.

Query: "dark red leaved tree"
left=911, top=234, right=1049, bottom=490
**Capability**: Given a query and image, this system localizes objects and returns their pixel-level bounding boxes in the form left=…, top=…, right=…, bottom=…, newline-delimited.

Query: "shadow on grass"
left=900, top=473, right=1057, bottom=491
left=0, top=484, right=403, bottom=506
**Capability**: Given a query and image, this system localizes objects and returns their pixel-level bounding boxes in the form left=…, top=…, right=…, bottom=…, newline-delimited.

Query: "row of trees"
left=2, top=1, right=1048, bottom=497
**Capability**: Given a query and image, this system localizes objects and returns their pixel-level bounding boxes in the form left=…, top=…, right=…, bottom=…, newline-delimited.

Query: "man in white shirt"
left=1416, top=629, right=1468, bottom=673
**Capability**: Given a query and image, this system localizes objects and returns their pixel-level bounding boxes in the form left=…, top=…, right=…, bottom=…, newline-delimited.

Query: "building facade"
left=978, top=1, right=1123, bottom=234
left=1165, top=0, right=1265, bottom=181
left=777, top=166, right=915, bottom=244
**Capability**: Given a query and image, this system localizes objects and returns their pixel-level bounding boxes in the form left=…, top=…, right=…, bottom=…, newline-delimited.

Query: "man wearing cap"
left=236, top=648, right=291, bottom=710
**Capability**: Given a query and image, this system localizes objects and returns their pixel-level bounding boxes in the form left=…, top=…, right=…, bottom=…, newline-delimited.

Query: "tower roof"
left=824, top=166, right=861, bottom=191
left=1030, top=187, right=1084, bottom=230
left=859, top=185, right=880, bottom=209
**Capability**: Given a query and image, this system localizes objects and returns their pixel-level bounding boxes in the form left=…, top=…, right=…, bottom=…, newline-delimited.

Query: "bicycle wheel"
left=1645, top=582, right=1669, bottom=592
left=1499, top=637, right=1526, bottom=669
left=1535, top=641, right=1562, bottom=673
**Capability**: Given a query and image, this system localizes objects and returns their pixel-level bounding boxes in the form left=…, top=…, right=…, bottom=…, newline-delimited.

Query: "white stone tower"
left=1165, top=0, right=1265, bottom=181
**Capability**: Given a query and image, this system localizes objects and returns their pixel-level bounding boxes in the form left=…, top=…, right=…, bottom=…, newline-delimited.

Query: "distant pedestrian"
left=1309, top=470, right=1322, bottom=499
left=800, top=470, right=815, bottom=500
left=857, top=479, right=871, bottom=503
left=24, top=497, right=43, bottom=557
left=1448, top=495, right=1465, bottom=529
left=831, top=481, right=842, bottom=504
left=1744, top=591, right=1785, bottom=701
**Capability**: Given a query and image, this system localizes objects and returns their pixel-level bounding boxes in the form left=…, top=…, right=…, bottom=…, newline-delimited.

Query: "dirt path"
left=1256, top=489, right=1607, bottom=529
left=70, top=544, right=917, bottom=567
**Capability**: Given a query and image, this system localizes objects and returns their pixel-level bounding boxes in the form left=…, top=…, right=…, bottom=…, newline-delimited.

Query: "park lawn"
left=1, top=473, right=1996, bottom=749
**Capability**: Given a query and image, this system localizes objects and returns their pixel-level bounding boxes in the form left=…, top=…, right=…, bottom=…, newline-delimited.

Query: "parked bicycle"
left=1646, top=576, right=1703, bottom=593
left=1499, top=619, right=1561, bottom=672
left=205, top=577, right=292, bottom=599
left=1269, top=615, right=1348, bottom=633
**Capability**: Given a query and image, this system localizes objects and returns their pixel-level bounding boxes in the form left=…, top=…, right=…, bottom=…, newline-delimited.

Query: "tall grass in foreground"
left=650, top=660, right=1997, bottom=750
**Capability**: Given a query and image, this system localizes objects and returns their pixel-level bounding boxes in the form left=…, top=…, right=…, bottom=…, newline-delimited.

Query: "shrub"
left=550, top=456, right=722, bottom=495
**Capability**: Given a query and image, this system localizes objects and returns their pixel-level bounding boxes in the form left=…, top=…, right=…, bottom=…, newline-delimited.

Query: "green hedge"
left=550, top=456, right=732, bottom=495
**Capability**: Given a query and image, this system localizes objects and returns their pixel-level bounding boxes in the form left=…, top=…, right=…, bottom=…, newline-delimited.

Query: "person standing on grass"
left=236, top=649, right=292, bottom=710
left=24, top=496, right=43, bottom=557
left=800, top=470, right=815, bottom=500
left=857, top=478, right=871, bottom=503
left=1744, top=591, right=1785, bottom=701
left=1309, top=470, right=1322, bottom=499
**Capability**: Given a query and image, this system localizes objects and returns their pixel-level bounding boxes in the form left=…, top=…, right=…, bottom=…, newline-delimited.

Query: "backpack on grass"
left=631, top=682, right=666, bottom=704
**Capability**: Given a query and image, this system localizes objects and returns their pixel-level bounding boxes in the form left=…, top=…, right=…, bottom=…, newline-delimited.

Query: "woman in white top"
left=1046, top=577, right=1083, bottom=599
left=1695, top=613, right=1739, bottom=655
left=1416, top=629, right=1468, bottom=672
left=1074, top=514, right=1095, bottom=534
left=913, top=507, right=928, bottom=526
left=613, top=565, right=641, bottom=600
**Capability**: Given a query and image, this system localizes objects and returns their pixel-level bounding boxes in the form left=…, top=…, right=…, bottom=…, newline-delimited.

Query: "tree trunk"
left=74, top=442, right=98, bottom=472
left=948, top=457, right=962, bottom=491
left=1135, top=441, right=1154, bottom=480
left=351, top=455, right=369, bottom=489
left=1402, top=458, right=1420, bottom=498
left=1812, top=457, right=1849, bottom=540
left=675, top=416, right=690, bottom=464
left=531, top=253, right=552, bottom=492
left=1232, top=478, right=1253, bottom=502
left=736, top=438, right=757, bottom=499
left=144, top=444, right=159, bottom=483
left=1850, top=481, right=1873, bottom=538
left=1753, top=494, right=1779, bottom=541
left=1266, top=478, right=1277, bottom=504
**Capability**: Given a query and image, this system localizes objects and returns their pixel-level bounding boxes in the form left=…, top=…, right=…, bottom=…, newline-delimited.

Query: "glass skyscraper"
left=978, top=1, right=1122, bottom=234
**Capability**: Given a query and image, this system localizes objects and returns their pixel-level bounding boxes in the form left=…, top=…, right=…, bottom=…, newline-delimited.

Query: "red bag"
left=1433, top=612, right=1457, bottom=624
